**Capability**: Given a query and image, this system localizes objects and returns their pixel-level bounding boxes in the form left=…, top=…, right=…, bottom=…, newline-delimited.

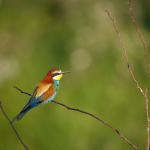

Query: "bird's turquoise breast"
left=54, top=80, right=60, bottom=86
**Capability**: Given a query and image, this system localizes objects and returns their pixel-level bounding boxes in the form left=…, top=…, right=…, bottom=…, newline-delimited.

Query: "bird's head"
left=47, top=68, right=71, bottom=81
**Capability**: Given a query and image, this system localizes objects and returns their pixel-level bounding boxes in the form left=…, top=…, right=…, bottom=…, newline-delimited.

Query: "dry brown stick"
left=14, top=86, right=31, bottom=96
left=0, top=101, right=29, bottom=150
left=13, top=86, right=139, bottom=150
left=105, top=8, right=149, bottom=150
left=105, top=9, right=145, bottom=98
left=128, top=0, right=150, bottom=73
left=145, top=88, right=150, bottom=150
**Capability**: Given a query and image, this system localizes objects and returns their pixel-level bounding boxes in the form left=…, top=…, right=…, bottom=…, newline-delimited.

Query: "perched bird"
left=12, top=68, right=71, bottom=122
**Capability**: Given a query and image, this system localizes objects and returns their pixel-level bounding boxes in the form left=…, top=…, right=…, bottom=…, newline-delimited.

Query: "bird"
left=12, top=68, right=71, bottom=122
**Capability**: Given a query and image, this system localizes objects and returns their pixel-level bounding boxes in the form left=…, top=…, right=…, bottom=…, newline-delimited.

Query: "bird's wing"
left=12, top=83, right=52, bottom=122
left=21, top=83, right=52, bottom=113
left=35, top=83, right=52, bottom=99
left=28, top=83, right=52, bottom=104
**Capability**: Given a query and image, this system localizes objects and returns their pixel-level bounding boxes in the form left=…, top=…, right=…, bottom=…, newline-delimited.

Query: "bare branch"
left=105, top=9, right=146, bottom=98
left=0, top=101, right=29, bottom=150
left=105, top=7, right=149, bottom=150
left=128, top=0, right=150, bottom=73
left=145, top=88, right=150, bottom=150
left=14, top=86, right=139, bottom=150
left=14, top=86, right=31, bottom=96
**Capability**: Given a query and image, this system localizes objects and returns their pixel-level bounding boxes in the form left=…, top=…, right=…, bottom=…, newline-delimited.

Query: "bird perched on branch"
left=12, top=68, right=71, bottom=122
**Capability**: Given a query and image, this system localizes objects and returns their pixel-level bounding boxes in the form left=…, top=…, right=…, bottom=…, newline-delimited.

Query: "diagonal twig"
left=105, top=7, right=149, bottom=150
left=14, top=86, right=31, bottom=96
left=105, top=9, right=146, bottom=98
left=128, top=0, right=150, bottom=73
left=0, top=101, right=29, bottom=150
left=13, top=86, right=139, bottom=150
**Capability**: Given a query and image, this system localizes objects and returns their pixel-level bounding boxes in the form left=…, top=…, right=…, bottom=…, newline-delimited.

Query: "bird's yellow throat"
left=53, top=74, right=63, bottom=80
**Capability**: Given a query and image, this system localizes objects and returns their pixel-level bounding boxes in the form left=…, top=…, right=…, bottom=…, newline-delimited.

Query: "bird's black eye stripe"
left=51, top=74, right=55, bottom=77
left=51, top=73, right=60, bottom=77
left=51, top=74, right=56, bottom=77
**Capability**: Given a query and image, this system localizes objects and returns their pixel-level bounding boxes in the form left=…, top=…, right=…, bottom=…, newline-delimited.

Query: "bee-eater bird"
left=12, top=68, right=71, bottom=122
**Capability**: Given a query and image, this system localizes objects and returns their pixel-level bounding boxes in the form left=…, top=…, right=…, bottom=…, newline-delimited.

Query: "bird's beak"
left=61, top=71, right=71, bottom=74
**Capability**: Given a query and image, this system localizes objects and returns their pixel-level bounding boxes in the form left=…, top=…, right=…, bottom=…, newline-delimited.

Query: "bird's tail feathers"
left=11, top=101, right=42, bottom=123
left=11, top=111, right=28, bottom=123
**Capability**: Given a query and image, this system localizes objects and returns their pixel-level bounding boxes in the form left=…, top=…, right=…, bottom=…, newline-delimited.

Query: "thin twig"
left=105, top=9, right=146, bottom=98
left=145, top=88, right=150, bottom=150
left=14, top=86, right=31, bottom=96
left=14, top=86, right=139, bottom=150
left=128, top=0, right=150, bottom=73
left=105, top=8, right=149, bottom=150
left=0, top=101, right=29, bottom=150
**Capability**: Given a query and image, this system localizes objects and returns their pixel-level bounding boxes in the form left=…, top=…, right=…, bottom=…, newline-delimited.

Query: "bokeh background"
left=0, top=0, right=150, bottom=150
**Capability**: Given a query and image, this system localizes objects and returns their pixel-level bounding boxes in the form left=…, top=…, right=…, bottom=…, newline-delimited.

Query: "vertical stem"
left=145, top=89, right=150, bottom=150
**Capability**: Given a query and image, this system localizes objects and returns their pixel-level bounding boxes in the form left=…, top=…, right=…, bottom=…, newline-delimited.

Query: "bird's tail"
left=11, top=110, right=28, bottom=123
left=11, top=101, right=42, bottom=123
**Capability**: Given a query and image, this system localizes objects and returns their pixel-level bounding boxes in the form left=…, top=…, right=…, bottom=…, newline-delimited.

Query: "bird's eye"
left=55, top=73, right=58, bottom=75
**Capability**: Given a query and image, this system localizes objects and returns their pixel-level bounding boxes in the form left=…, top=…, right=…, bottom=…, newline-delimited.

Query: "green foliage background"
left=0, top=0, right=150, bottom=150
